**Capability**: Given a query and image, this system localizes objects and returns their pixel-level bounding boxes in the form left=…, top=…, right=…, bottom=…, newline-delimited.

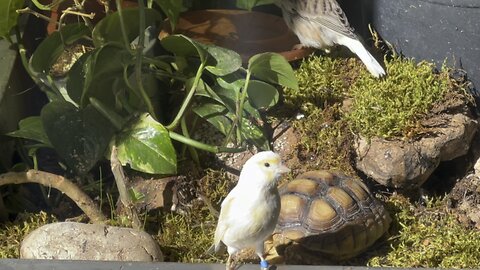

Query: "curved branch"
left=0, top=170, right=106, bottom=224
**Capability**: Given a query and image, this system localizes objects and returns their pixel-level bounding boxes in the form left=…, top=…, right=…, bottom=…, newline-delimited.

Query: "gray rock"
left=20, top=222, right=163, bottom=261
left=355, top=113, right=478, bottom=188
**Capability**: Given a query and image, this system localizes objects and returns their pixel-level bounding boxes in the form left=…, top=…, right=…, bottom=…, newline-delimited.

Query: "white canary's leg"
left=256, top=242, right=269, bottom=270
left=226, top=254, right=234, bottom=270
left=226, top=246, right=239, bottom=270
left=336, top=35, right=386, bottom=78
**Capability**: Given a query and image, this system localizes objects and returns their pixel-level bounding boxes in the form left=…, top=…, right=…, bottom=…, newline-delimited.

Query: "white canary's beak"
left=278, top=164, right=290, bottom=174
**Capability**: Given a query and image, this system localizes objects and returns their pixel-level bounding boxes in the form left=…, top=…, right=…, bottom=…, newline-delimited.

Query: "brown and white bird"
left=212, top=151, right=290, bottom=270
left=275, top=0, right=386, bottom=77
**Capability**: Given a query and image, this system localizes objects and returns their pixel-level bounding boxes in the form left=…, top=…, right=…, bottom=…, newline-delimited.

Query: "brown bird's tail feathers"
left=337, top=35, right=386, bottom=78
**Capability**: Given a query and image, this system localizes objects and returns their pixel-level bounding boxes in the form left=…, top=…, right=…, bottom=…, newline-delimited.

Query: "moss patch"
left=284, top=54, right=471, bottom=174
left=156, top=169, right=234, bottom=263
left=346, top=58, right=462, bottom=138
left=283, top=56, right=357, bottom=115
left=0, top=212, right=56, bottom=258
left=367, top=195, right=480, bottom=268
left=282, top=54, right=478, bottom=268
left=292, top=105, right=354, bottom=174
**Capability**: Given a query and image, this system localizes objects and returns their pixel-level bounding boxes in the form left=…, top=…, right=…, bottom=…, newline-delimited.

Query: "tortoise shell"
left=275, top=170, right=391, bottom=259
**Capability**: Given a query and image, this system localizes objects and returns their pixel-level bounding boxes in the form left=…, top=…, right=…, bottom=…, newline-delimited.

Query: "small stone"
left=295, top=113, right=305, bottom=120
left=127, top=176, right=176, bottom=212
left=474, top=157, right=480, bottom=177
left=355, top=113, right=477, bottom=188
left=20, top=222, right=163, bottom=261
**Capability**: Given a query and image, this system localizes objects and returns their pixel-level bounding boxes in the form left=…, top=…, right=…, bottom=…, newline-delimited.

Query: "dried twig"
left=0, top=170, right=106, bottom=223
left=61, top=9, right=95, bottom=19
left=110, top=146, right=142, bottom=230
left=16, top=7, right=58, bottom=24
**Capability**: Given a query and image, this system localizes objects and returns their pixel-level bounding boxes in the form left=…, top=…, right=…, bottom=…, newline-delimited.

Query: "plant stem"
left=169, top=131, right=244, bottom=153
left=236, top=71, right=252, bottom=141
left=115, top=0, right=132, bottom=51
left=89, top=97, right=125, bottom=130
left=181, top=117, right=200, bottom=164
left=134, top=0, right=156, bottom=119
left=166, top=61, right=206, bottom=130
left=225, top=70, right=252, bottom=145
left=14, top=27, right=59, bottom=98
left=0, top=170, right=106, bottom=223
left=30, top=0, right=63, bottom=11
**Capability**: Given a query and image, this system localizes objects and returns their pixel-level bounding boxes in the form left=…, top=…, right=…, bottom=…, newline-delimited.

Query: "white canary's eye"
left=264, top=162, right=270, bottom=168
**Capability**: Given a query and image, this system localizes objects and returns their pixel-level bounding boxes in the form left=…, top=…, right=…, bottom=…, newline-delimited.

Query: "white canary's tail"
left=337, top=36, right=386, bottom=78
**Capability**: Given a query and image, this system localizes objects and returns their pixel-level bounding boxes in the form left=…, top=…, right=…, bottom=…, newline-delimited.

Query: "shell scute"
left=276, top=170, right=391, bottom=258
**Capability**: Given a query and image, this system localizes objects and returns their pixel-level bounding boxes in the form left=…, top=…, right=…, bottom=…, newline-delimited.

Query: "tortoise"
left=266, top=170, right=391, bottom=263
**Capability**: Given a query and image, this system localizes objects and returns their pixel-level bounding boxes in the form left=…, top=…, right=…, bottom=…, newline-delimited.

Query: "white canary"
left=213, top=151, right=290, bottom=270
left=275, top=0, right=386, bottom=78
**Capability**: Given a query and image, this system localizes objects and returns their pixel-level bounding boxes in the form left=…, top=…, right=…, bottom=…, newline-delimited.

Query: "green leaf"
left=193, top=102, right=232, bottom=135
left=161, top=34, right=207, bottom=63
left=236, top=0, right=274, bottom=11
left=116, top=113, right=176, bottom=174
left=30, top=23, right=90, bottom=74
left=152, top=0, right=185, bottom=31
left=214, top=84, right=261, bottom=120
left=41, top=101, right=116, bottom=174
left=248, top=52, right=298, bottom=90
left=240, top=116, right=270, bottom=150
left=217, top=74, right=245, bottom=93
left=203, top=44, right=242, bottom=76
left=66, top=50, right=94, bottom=104
left=89, top=97, right=126, bottom=131
left=247, top=80, right=279, bottom=109
left=92, top=8, right=162, bottom=48
left=128, top=187, right=145, bottom=202
left=0, top=0, right=25, bottom=39
left=192, top=78, right=225, bottom=106
left=30, top=0, right=60, bottom=10
left=199, top=84, right=269, bottom=149
left=7, top=116, right=51, bottom=146
left=162, top=35, right=241, bottom=75
left=68, top=45, right=131, bottom=108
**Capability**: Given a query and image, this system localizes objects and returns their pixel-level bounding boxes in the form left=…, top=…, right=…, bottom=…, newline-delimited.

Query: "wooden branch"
left=110, top=146, right=142, bottom=230
left=0, top=170, right=106, bottom=224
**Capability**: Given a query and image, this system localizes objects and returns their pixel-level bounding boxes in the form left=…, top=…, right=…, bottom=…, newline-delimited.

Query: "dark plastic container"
left=360, top=0, right=480, bottom=92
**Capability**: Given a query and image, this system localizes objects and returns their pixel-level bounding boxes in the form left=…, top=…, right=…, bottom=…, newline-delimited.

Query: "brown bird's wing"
left=296, top=0, right=357, bottom=39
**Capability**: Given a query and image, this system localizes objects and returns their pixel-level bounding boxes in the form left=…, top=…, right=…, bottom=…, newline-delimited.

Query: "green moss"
left=346, top=58, right=455, bottom=138
left=283, top=55, right=363, bottom=174
left=283, top=56, right=357, bottom=115
left=368, top=195, right=480, bottom=268
left=0, top=212, right=56, bottom=258
left=285, top=54, right=478, bottom=267
left=156, top=211, right=220, bottom=263
left=284, top=54, right=470, bottom=173
left=156, top=169, right=234, bottom=263
left=292, top=105, right=354, bottom=174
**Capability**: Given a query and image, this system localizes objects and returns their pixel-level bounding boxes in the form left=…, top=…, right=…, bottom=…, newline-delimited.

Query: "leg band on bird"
left=260, top=260, right=269, bottom=269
